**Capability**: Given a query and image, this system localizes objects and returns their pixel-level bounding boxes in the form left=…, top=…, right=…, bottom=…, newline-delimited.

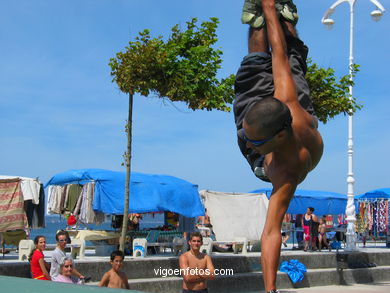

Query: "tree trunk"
left=119, top=92, right=133, bottom=252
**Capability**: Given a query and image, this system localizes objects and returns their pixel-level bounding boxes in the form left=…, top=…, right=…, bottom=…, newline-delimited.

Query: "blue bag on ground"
left=279, top=259, right=307, bottom=283
left=331, top=241, right=342, bottom=249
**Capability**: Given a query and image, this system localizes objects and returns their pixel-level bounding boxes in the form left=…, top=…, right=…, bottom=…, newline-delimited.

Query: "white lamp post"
left=322, top=0, right=385, bottom=251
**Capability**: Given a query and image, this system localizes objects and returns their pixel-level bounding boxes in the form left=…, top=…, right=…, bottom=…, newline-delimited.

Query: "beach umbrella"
left=356, top=188, right=390, bottom=200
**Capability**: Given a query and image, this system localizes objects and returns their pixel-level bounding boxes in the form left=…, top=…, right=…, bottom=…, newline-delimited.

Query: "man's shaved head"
left=244, top=97, right=292, bottom=136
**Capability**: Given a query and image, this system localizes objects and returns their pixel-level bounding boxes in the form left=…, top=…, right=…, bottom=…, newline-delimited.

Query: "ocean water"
left=29, top=213, right=165, bottom=244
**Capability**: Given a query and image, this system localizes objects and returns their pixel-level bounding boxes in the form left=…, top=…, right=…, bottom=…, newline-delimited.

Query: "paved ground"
left=277, top=282, right=390, bottom=292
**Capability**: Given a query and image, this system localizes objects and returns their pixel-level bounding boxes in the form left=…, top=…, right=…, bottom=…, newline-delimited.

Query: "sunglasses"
left=243, top=133, right=276, bottom=147
left=58, top=239, right=67, bottom=242
left=242, top=123, right=290, bottom=147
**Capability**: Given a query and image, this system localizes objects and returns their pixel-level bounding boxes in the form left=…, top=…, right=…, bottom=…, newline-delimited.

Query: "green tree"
left=109, top=17, right=234, bottom=251
left=110, top=18, right=235, bottom=112
left=109, top=17, right=361, bottom=250
left=306, top=60, right=361, bottom=123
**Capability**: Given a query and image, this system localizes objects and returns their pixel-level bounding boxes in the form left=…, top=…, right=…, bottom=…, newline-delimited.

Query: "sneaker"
left=241, top=0, right=298, bottom=28
left=275, top=0, right=299, bottom=26
left=241, top=0, right=265, bottom=28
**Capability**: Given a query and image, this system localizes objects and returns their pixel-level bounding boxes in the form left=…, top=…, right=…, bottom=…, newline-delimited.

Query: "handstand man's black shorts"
left=233, top=36, right=315, bottom=181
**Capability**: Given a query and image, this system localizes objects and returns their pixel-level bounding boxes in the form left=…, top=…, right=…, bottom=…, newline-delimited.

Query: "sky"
left=0, top=0, right=389, bottom=196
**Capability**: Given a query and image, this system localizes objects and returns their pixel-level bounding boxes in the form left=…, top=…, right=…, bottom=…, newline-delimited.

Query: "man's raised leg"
left=248, top=27, right=269, bottom=53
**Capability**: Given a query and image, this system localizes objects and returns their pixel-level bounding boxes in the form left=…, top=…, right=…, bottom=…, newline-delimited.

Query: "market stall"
left=356, top=188, right=389, bottom=245
left=251, top=188, right=352, bottom=250
left=45, top=169, right=204, bottom=257
left=45, top=168, right=204, bottom=217
left=251, top=188, right=349, bottom=215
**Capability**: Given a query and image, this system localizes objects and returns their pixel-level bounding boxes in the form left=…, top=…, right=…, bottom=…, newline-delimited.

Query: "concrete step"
left=125, top=265, right=390, bottom=293
left=2, top=250, right=389, bottom=282
left=116, top=250, right=389, bottom=280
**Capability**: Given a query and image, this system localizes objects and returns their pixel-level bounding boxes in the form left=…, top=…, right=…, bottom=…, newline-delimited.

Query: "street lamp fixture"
left=323, top=18, right=335, bottom=30
left=321, top=0, right=385, bottom=252
left=322, top=0, right=385, bottom=27
left=371, top=9, right=383, bottom=21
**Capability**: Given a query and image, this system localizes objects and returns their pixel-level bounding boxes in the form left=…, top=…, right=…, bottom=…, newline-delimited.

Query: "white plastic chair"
left=18, top=239, right=35, bottom=261
left=133, top=238, right=147, bottom=257
left=200, top=237, right=213, bottom=254
left=70, top=239, right=82, bottom=259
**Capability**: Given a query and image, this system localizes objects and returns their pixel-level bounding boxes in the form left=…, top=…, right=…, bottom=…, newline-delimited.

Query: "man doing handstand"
left=234, top=1, right=324, bottom=292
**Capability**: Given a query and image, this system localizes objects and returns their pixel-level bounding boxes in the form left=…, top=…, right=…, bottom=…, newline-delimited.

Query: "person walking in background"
left=318, top=217, right=330, bottom=251
left=29, top=235, right=51, bottom=281
left=128, top=213, right=142, bottom=231
left=302, top=207, right=318, bottom=251
left=196, top=209, right=213, bottom=237
left=50, top=230, right=85, bottom=281
left=281, top=214, right=291, bottom=247
left=294, top=214, right=304, bottom=249
left=178, top=214, right=196, bottom=251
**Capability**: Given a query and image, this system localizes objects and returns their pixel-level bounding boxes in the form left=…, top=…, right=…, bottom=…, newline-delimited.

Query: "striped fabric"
left=0, top=179, right=27, bottom=232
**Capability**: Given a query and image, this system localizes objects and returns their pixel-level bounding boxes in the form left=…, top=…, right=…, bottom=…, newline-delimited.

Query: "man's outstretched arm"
left=261, top=0, right=297, bottom=106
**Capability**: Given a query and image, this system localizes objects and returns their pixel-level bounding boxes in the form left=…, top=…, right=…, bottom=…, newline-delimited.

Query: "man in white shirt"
left=50, top=230, right=85, bottom=280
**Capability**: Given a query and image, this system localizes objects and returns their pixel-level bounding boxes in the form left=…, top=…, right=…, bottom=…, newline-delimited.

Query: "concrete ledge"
left=1, top=250, right=389, bottom=290
left=125, top=266, right=390, bottom=293
left=0, top=262, right=31, bottom=278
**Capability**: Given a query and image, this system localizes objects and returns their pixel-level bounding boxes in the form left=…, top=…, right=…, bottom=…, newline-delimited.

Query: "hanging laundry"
left=36, top=184, right=46, bottom=227
left=356, top=202, right=367, bottom=233
left=0, top=176, right=40, bottom=204
left=0, top=179, right=27, bottom=232
left=61, top=185, right=69, bottom=213
left=377, top=200, right=388, bottom=233
left=65, top=184, right=82, bottom=212
left=386, top=201, right=389, bottom=230
left=356, top=214, right=365, bottom=234
left=362, top=202, right=369, bottom=231
left=47, top=185, right=65, bottom=214
left=24, top=184, right=46, bottom=228
left=367, top=203, right=373, bottom=231
left=79, top=183, right=104, bottom=224
left=73, top=187, right=84, bottom=216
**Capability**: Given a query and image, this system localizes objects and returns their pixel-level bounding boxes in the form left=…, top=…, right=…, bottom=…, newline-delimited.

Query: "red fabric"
left=67, top=214, right=77, bottom=226
left=303, top=226, right=310, bottom=241
left=30, top=249, right=49, bottom=280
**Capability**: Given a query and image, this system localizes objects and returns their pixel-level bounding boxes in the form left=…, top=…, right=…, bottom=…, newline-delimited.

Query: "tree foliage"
left=110, top=17, right=361, bottom=123
left=110, top=17, right=235, bottom=112
left=306, top=60, right=362, bottom=123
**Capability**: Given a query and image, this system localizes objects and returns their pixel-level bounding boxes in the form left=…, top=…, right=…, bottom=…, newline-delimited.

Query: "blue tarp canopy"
left=250, top=188, right=347, bottom=215
left=45, top=169, right=204, bottom=217
left=356, top=188, right=390, bottom=200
